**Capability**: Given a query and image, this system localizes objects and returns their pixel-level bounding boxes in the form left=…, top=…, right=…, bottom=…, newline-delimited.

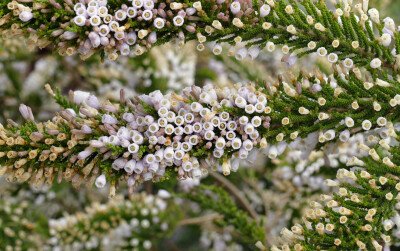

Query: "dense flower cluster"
left=0, top=198, right=43, bottom=251
left=48, top=192, right=179, bottom=250
left=270, top=127, right=400, bottom=250
left=1, top=0, right=399, bottom=74
left=1, top=63, right=400, bottom=197
left=2, top=1, right=400, bottom=249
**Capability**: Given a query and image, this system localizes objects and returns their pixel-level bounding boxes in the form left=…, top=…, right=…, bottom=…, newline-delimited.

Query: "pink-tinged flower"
left=80, top=125, right=92, bottom=134
left=312, top=84, right=322, bottom=93
left=85, top=95, right=100, bottom=109
left=78, top=150, right=93, bottom=160
left=102, top=114, right=118, bottom=124
left=19, top=104, right=34, bottom=121
left=19, top=11, right=33, bottom=22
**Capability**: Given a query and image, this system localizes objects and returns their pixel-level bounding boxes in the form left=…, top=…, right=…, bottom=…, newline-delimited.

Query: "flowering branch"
left=1, top=65, right=400, bottom=198
left=48, top=193, right=181, bottom=250
left=271, top=130, right=400, bottom=250
left=1, top=0, right=399, bottom=74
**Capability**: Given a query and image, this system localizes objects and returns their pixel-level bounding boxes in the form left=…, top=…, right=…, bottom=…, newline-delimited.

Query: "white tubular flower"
left=235, top=47, right=247, bottom=60
left=317, top=47, right=327, bottom=57
left=252, top=116, right=262, bottom=127
left=114, top=31, right=125, bottom=41
left=95, top=174, right=107, bottom=188
left=128, top=143, right=139, bottom=154
left=75, top=7, right=87, bottom=16
left=287, top=25, right=297, bottom=34
left=324, top=130, right=335, bottom=141
left=90, top=15, right=101, bottom=26
left=335, top=8, right=343, bottom=17
left=144, top=0, right=154, bottom=10
left=318, top=112, right=329, bottom=120
left=377, top=117, right=387, bottom=127
left=332, top=39, right=340, bottom=48
left=325, top=179, right=339, bottom=187
left=368, top=8, right=380, bottom=24
left=370, top=58, right=382, bottom=68
left=248, top=47, right=261, bottom=60
left=127, top=7, right=137, bottom=18
left=262, top=22, right=272, bottom=30
left=282, top=45, right=290, bottom=54
left=343, top=58, right=354, bottom=68
left=87, top=6, right=98, bottom=16
left=88, top=1, right=98, bottom=7
left=99, top=24, right=110, bottom=36
left=98, top=6, right=108, bottom=17
left=285, top=5, right=294, bottom=14
left=124, top=160, right=136, bottom=173
left=306, top=15, right=313, bottom=25
left=244, top=124, right=254, bottom=135
left=73, top=91, right=90, bottom=104
left=230, top=1, right=241, bottom=14
left=115, top=9, right=126, bottom=21
left=351, top=41, right=359, bottom=49
left=173, top=16, right=184, bottom=26
left=74, top=15, right=86, bottom=26
left=133, top=0, right=143, bottom=8
left=298, top=107, right=310, bottom=115
left=347, top=156, right=365, bottom=167
left=231, top=138, right=242, bottom=150
left=212, top=20, right=223, bottom=30
left=268, top=145, right=278, bottom=159
left=380, top=33, right=392, bottom=47
left=376, top=78, right=391, bottom=87
left=383, top=219, right=394, bottom=231
left=154, top=17, right=165, bottom=29
left=260, top=4, right=271, bottom=17
left=345, top=117, right=354, bottom=127
left=232, top=17, right=244, bottom=27
left=103, top=14, right=112, bottom=23
left=245, top=104, right=255, bottom=114
left=212, top=44, right=222, bottom=55
left=328, top=53, right=338, bottom=63
left=127, top=32, right=137, bottom=45
left=308, top=41, right=316, bottom=50
left=243, top=139, right=253, bottom=151
left=147, top=32, right=157, bottom=44
left=142, top=10, right=153, bottom=21
left=315, top=22, right=326, bottom=31
left=362, top=120, right=372, bottom=130
left=363, top=81, right=374, bottom=90
left=339, top=130, right=350, bottom=142
left=74, top=3, right=85, bottom=12
left=266, top=41, right=275, bottom=52
left=109, top=21, right=119, bottom=32
left=373, top=101, right=381, bottom=111
left=19, top=11, right=33, bottom=22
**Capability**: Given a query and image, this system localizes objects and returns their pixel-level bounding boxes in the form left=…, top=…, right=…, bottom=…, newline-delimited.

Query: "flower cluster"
left=1, top=0, right=398, bottom=74
left=3, top=1, right=400, bottom=249
left=0, top=198, right=43, bottom=251
left=271, top=125, right=400, bottom=250
left=1, top=63, right=400, bottom=197
left=48, top=192, right=179, bottom=250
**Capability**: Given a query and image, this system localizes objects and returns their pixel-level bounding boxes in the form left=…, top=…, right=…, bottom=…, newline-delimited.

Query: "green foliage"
left=54, top=87, right=80, bottom=113
left=186, top=185, right=266, bottom=245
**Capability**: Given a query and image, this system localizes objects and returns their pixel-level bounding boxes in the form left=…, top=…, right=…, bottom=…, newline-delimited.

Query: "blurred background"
left=0, top=1, right=399, bottom=250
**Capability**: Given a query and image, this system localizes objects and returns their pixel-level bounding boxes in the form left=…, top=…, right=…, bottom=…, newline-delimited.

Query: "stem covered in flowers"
left=1, top=0, right=399, bottom=75
left=1, top=64, right=400, bottom=197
